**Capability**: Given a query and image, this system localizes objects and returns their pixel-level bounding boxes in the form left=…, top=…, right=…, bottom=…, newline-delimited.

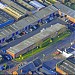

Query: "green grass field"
left=14, top=30, right=71, bottom=62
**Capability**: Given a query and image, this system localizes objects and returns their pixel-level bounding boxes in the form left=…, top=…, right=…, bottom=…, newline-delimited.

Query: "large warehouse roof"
left=15, top=0, right=36, bottom=11
left=1, top=0, right=28, bottom=14
left=7, top=23, right=66, bottom=54
left=54, top=3, right=75, bottom=18
left=34, top=5, right=57, bottom=19
left=0, top=5, right=57, bottom=40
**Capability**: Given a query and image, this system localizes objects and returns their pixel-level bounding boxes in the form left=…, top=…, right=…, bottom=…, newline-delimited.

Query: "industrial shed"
left=1, top=0, right=28, bottom=16
left=0, top=9, right=14, bottom=28
left=14, top=0, right=36, bottom=11
left=29, top=1, right=45, bottom=9
left=7, top=23, right=67, bottom=58
left=0, top=5, right=57, bottom=43
left=56, top=56, right=75, bottom=75
left=0, top=2, right=23, bottom=20
left=54, top=3, right=75, bottom=23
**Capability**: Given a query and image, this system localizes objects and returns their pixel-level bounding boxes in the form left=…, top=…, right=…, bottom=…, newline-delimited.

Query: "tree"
left=3, top=63, right=7, bottom=69
left=70, top=0, right=75, bottom=3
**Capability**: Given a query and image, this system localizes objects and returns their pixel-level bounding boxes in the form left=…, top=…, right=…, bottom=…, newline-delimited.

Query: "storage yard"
left=7, top=23, right=67, bottom=58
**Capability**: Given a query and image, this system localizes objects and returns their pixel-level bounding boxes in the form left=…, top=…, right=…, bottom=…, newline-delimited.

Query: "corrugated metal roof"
left=7, top=23, right=66, bottom=54
left=0, top=5, right=57, bottom=40
left=1, top=0, right=28, bottom=14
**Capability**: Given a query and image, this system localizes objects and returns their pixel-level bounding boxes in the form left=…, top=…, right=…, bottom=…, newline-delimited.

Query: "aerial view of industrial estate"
left=0, top=0, right=75, bottom=75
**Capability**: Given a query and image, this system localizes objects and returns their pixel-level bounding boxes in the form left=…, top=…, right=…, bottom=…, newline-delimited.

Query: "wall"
left=12, top=71, right=18, bottom=75
left=56, top=64, right=68, bottom=75
left=58, top=10, right=75, bottom=23
left=7, top=50, right=15, bottom=58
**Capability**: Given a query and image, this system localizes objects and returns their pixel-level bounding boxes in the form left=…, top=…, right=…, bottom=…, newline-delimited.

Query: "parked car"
left=54, top=51, right=60, bottom=55
left=6, top=38, right=13, bottom=43
left=4, top=54, right=12, bottom=60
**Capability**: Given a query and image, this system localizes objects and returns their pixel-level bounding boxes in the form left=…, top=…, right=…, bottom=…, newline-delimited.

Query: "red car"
left=54, top=51, right=60, bottom=55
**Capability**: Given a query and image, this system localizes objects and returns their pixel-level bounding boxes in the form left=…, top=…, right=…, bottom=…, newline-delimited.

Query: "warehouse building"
left=0, top=9, right=14, bottom=28
left=54, top=3, right=75, bottom=23
left=7, top=23, right=67, bottom=58
left=29, top=1, right=45, bottom=10
left=0, top=5, right=57, bottom=44
left=1, top=0, right=28, bottom=17
left=13, top=0, right=36, bottom=11
left=56, top=56, right=75, bottom=75
left=0, top=2, right=23, bottom=20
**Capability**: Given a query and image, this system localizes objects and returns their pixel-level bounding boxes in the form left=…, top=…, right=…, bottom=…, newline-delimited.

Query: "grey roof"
left=7, top=23, right=66, bottom=54
left=54, top=3, right=75, bottom=18
left=1, top=0, right=28, bottom=14
left=0, top=24, right=18, bottom=39
left=0, top=5, right=57, bottom=40
left=16, top=0, right=36, bottom=11
left=0, top=9, right=13, bottom=24
left=58, top=57, right=75, bottom=74
left=34, top=5, right=57, bottom=19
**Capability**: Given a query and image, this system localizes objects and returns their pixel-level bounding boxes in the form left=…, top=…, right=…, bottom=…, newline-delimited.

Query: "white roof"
left=29, top=1, right=45, bottom=9
left=0, top=2, right=6, bottom=9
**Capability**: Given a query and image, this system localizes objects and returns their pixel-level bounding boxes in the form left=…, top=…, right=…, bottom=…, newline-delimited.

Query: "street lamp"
left=43, top=54, right=45, bottom=61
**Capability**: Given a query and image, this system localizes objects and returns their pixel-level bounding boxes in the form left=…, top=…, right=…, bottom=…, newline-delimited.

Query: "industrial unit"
left=56, top=56, right=75, bottom=75
left=7, top=23, right=67, bottom=58
left=0, top=2, right=23, bottom=20
left=1, top=0, right=28, bottom=17
left=54, top=3, right=75, bottom=23
left=0, top=9, right=14, bottom=28
left=13, top=0, right=36, bottom=11
left=29, top=1, right=45, bottom=10
left=0, top=5, right=57, bottom=44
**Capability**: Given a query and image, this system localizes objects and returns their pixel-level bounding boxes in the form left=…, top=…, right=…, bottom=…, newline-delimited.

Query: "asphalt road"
left=2, top=18, right=66, bottom=50
left=25, top=31, right=75, bottom=62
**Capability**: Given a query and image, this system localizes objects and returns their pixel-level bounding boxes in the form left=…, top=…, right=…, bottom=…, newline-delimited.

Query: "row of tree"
left=62, top=0, right=75, bottom=3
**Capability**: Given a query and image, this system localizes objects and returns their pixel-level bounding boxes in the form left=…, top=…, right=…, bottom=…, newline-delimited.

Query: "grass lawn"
left=14, top=30, right=71, bottom=62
